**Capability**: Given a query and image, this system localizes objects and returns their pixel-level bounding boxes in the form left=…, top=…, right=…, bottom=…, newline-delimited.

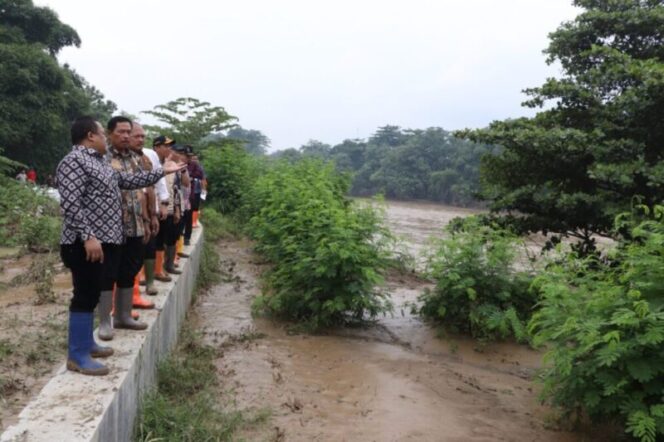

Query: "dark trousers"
left=116, top=236, right=145, bottom=289
left=156, top=215, right=178, bottom=250
left=190, top=193, right=201, bottom=211
left=61, top=241, right=119, bottom=312
left=184, top=209, right=193, bottom=241
left=145, top=234, right=157, bottom=260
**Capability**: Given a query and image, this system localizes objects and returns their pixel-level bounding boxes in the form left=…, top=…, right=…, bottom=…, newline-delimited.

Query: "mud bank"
left=193, top=199, right=588, bottom=441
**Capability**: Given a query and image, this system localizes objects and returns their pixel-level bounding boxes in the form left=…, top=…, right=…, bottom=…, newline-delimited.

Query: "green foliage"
left=0, top=177, right=60, bottom=249
left=459, top=1, right=664, bottom=251
left=0, top=0, right=116, bottom=176
left=142, top=97, right=237, bottom=146
left=19, top=213, right=60, bottom=253
left=247, top=159, right=393, bottom=329
left=272, top=126, right=493, bottom=207
left=201, top=142, right=263, bottom=214
left=220, top=126, right=271, bottom=155
left=417, top=217, right=535, bottom=342
left=0, top=147, right=26, bottom=175
left=529, top=207, right=664, bottom=442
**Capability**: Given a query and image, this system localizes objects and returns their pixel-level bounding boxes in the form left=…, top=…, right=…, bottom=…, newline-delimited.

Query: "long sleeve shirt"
left=143, top=148, right=169, bottom=211
left=56, top=145, right=164, bottom=245
left=107, top=146, right=147, bottom=238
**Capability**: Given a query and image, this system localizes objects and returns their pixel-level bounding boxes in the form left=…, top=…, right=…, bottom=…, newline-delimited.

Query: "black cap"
left=170, top=143, right=187, bottom=153
left=184, top=144, right=194, bottom=156
left=152, top=135, right=175, bottom=147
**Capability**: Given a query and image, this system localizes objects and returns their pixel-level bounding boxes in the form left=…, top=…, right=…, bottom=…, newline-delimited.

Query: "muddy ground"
left=0, top=251, right=70, bottom=429
left=193, top=201, right=599, bottom=442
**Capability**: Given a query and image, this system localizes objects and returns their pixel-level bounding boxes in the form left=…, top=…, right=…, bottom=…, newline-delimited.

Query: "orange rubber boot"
left=192, top=210, right=199, bottom=228
left=132, top=274, right=154, bottom=309
left=154, top=250, right=171, bottom=282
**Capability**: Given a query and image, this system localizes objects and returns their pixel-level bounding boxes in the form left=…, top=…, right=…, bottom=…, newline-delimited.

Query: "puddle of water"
left=193, top=200, right=590, bottom=441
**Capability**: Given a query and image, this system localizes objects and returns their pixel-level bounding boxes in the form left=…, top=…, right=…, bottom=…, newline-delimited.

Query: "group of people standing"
left=57, top=116, right=207, bottom=376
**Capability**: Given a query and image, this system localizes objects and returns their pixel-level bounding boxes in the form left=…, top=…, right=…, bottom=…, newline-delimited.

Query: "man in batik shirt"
left=97, top=116, right=152, bottom=341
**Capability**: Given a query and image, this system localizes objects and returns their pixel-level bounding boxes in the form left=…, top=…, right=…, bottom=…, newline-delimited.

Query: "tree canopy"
left=459, top=0, right=664, bottom=250
left=0, top=0, right=116, bottom=177
left=270, top=126, right=494, bottom=207
left=142, top=97, right=237, bottom=146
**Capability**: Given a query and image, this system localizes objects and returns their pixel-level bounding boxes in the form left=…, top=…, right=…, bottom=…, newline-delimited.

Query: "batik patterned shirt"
left=107, top=146, right=146, bottom=238
left=56, top=145, right=164, bottom=245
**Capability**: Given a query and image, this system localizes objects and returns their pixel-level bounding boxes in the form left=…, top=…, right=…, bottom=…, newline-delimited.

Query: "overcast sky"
left=37, top=0, right=579, bottom=151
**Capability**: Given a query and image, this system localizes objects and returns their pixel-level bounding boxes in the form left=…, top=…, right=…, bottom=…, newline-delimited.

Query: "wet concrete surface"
left=193, top=201, right=588, bottom=442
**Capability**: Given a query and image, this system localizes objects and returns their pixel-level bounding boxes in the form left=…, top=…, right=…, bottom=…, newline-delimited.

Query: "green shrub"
left=19, top=214, right=61, bottom=253
left=0, top=176, right=60, bottom=250
left=529, top=208, right=664, bottom=442
left=416, top=216, right=535, bottom=342
left=201, top=143, right=263, bottom=214
left=248, top=159, right=393, bottom=329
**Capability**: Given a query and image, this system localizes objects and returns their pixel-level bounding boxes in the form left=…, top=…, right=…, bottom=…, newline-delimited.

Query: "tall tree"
left=142, top=97, right=237, bottom=146
left=0, top=0, right=116, bottom=175
left=459, top=0, right=664, bottom=251
left=225, top=126, right=270, bottom=155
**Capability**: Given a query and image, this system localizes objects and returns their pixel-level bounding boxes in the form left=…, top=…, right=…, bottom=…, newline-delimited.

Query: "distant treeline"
left=224, top=125, right=495, bottom=207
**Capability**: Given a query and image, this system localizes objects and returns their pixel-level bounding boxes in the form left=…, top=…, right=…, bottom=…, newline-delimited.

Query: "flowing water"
left=193, top=200, right=589, bottom=442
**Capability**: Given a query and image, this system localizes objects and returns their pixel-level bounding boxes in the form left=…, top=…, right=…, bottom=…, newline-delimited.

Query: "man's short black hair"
left=71, top=116, right=100, bottom=145
left=107, top=116, right=133, bottom=132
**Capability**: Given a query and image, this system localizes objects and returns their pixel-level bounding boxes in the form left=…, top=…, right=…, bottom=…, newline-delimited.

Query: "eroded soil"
left=0, top=251, right=70, bottom=429
left=193, top=202, right=595, bottom=442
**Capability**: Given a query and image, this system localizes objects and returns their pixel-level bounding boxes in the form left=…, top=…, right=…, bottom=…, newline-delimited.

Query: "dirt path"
left=193, top=202, right=587, bottom=442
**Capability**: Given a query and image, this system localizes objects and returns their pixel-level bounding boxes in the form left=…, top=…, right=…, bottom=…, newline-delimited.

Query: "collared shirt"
left=56, top=145, right=164, bottom=245
left=143, top=148, right=169, bottom=211
left=107, top=146, right=146, bottom=238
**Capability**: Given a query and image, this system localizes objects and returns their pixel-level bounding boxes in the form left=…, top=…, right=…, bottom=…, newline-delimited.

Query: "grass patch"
left=134, top=324, right=269, bottom=442
left=135, top=210, right=268, bottom=441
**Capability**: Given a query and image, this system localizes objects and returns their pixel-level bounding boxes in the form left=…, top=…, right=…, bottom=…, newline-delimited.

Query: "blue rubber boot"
left=67, top=312, right=110, bottom=376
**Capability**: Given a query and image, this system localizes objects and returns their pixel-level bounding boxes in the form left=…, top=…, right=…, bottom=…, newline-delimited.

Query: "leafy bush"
left=18, top=214, right=61, bottom=253
left=529, top=208, right=664, bottom=442
left=248, top=159, right=393, bottom=329
left=0, top=176, right=60, bottom=250
left=416, top=216, right=536, bottom=342
left=201, top=143, right=263, bottom=214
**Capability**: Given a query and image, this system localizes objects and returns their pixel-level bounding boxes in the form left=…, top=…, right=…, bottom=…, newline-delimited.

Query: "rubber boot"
left=144, top=259, right=158, bottom=295
left=132, top=275, right=155, bottom=309
left=97, top=290, right=114, bottom=341
left=67, top=312, right=110, bottom=376
left=154, top=250, right=172, bottom=282
left=114, top=287, right=148, bottom=330
left=177, top=237, right=189, bottom=258
left=139, top=266, right=146, bottom=286
left=90, top=329, right=113, bottom=358
left=192, top=210, right=199, bottom=228
left=165, top=245, right=181, bottom=275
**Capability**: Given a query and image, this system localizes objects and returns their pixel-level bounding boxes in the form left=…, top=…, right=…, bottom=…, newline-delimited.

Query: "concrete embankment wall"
left=1, top=226, right=204, bottom=442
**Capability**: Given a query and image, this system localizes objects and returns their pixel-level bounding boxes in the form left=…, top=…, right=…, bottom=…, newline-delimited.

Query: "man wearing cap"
left=153, top=136, right=183, bottom=276
left=57, top=116, right=184, bottom=375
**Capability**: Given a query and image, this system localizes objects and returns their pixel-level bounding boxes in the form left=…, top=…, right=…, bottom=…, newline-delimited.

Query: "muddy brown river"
left=193, top=200, right=589, bottom=442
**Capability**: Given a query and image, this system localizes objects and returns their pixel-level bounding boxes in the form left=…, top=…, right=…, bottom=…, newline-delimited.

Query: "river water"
left=193, top=200, right=587, bottom=441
